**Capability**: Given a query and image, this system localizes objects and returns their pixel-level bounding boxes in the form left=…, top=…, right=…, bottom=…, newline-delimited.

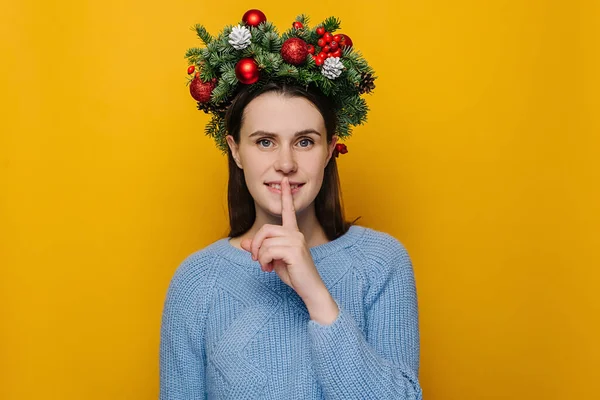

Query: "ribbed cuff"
left=307, top=301, right=361, bottom=351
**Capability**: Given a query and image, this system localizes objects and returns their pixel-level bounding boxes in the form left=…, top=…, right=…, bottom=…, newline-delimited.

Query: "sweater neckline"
left=211, top=225, right=366, bottom=265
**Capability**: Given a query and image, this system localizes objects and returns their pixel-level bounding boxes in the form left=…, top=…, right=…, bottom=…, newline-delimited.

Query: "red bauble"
left=338, top=34, right=353, bottom=49
left=323, top=32, right=333, bottom=43
left=242, top=9, right=267, bottom=27
left=307, top=44, right=315, bottom=54
left=187, top=65, right=195, bottom=74
left=292, top=21, right=303, bottom=29
left=280, top=37, right=308, bottom=65
left=235, top=58, right=260, bottom=84
left=189, top=77, right=216, bottom=103
left=316, top=27, right=325, bottom=36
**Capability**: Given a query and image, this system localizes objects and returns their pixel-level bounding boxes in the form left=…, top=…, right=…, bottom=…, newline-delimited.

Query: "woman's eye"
left=298, top=138, right=314, bottom=148
left=257, top=139, right=272, bottom=148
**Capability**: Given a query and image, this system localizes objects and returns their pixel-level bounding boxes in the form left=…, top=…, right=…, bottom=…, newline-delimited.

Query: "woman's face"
left=226, top=91, right=337, bottom=221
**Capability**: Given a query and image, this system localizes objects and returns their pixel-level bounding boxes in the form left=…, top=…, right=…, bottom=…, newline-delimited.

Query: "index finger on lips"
left=281, top=177, right=298, bottom=230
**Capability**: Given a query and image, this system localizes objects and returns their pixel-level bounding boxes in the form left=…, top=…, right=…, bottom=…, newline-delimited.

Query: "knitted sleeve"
left=307, top=233, right=422, bottom=399
left=159, top=251, right=217, bottom=400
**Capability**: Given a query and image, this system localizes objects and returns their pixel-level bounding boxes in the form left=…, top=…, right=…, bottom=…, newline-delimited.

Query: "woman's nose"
left=273, top=148, right=297, bottom=173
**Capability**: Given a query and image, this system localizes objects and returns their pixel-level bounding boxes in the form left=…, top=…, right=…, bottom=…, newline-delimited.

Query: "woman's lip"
left=265, top=183, right=304, bottom=194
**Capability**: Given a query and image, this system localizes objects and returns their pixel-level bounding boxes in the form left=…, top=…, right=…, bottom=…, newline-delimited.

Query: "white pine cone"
left=321, top=57, right=344, bottom=80
left=228, top=25, right=251, bottom=50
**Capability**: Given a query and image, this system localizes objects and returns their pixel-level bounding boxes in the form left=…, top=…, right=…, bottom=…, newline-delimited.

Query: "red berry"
left=317, top=38, right=326, bottom=47
left=322, top=45, right=331, bottom=53
left=317, top=51, right=327, bottom=59
left=332, top=49, right=342, bottom=57
left=326, top=53, right=334, bottom=58
left=329, top=41, right=338, bottom=51
left=323, top=32, right=333, bottom=43
left=292, top=21, right=303, bottom=29
left=316, top=26, right=325, bottom=36
left=315, top=57, right=324, bottom=66
left=187, top=65, right=195, bottom=74
left=195, top=72, right=200, bottom=78
left=307, top=44, right=315, bottom=54
left=333, top=34, right=341, bottom=43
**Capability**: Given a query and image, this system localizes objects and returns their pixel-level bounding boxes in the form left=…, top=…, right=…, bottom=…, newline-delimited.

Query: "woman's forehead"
left=241, top=93, right=325, bottom=135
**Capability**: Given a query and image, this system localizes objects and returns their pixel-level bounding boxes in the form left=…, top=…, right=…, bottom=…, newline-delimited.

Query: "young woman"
left=160, top=11, right=422, bottom=399
left=160, top=82, right=422, bottom=399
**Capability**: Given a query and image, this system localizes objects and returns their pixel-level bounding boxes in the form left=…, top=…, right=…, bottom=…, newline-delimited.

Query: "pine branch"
left=262, top=31, right=282, bottom=53
left=219, top=62, right=238, bottom=85
left=199, top=68, right=216, bottom=81
left=344, top=67, right=361, bottom=85
left=214, top=116, right=228, bottom=153
left=250, top=26, right=266, bottom=44
left=258, top=21, right=278, bottom=34
left=322, top=16, right=341, bottom=33
left=315, top=75, right=335, bottom=96
left=193, top=24, right=213, bottom=45
left=295, top=14, right=310, bottom=25
left=211, top=79, right=232, bottom=103
left=277, top=64, right=299, bottom=78
left=297, top=68, right=320, bottom=85
left=205, top=114, right=220, bottom=139
left=241, top=43, right=262, bottom=58
left=185, top=47, right=203, bottom=59
left=217, top=25, right=235, bottom=41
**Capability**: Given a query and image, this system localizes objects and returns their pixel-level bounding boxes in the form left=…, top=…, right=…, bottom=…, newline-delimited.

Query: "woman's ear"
left=226, top=135, right=243, bottom=169
left=326, top=135, right=339, bottom=164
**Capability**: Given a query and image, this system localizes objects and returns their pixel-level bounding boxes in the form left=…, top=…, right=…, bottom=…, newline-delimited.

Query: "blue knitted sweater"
left=160, top=225, right=422, bottom=399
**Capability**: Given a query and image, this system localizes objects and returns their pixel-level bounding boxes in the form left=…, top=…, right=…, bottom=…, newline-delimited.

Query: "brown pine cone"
left=197, top=99, right=232, bottom=114
left=358, top=72, right=376, bottom=94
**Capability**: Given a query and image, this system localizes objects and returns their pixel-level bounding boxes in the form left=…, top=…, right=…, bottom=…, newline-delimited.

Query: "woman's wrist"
left=302, top=285, right=339, bottom=325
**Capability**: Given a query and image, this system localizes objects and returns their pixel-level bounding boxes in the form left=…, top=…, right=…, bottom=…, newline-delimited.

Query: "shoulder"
left=351, top=226, right=412, bottom=267
left=164, top=241, right=224, bottom=303
left=348, top=227, right=417, bottom=302
left=347, top=226, right=415, bottom=288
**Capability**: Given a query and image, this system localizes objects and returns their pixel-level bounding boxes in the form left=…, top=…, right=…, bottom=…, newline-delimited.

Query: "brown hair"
left=224, top=82, right=355, bottom=240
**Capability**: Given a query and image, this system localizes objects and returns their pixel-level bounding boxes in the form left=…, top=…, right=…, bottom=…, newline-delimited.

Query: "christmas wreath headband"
left=185, top=9, right=377, bottom=154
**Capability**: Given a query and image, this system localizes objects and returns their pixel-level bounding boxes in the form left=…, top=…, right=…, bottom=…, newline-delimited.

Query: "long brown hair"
left=224, top=82, right=355, bottom=240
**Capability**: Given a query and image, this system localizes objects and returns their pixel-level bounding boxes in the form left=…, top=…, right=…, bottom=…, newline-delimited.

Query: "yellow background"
left=1, top=0, right=598, bottom=399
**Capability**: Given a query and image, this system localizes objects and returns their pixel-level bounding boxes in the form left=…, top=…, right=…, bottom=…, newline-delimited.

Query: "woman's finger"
left=280, top=177, right=299, bottom=231
left=240, top=238, right=252, bottom=252
left=257, top=244, right=290, bottom=271
left=251, top=224, right=287, bottom=260
left=256, top=237, right=288, bottom=266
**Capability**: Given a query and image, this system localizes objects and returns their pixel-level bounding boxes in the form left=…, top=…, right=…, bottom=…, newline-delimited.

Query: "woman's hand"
left=240, top=177, right=339, bottom=324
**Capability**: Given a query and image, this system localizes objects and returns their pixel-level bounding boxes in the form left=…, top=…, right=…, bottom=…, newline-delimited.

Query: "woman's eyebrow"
left=248, top=129, right=322, bottom=138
